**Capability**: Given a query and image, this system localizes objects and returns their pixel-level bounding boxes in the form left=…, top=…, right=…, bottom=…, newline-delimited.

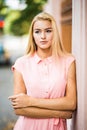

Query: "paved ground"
left=0, top=65, right=18, bottom=130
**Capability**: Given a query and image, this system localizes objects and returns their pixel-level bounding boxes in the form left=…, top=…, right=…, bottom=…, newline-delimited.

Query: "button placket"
left=38, top=59, right=51, bottom=91
left=42, top=60, right=49, bottom=81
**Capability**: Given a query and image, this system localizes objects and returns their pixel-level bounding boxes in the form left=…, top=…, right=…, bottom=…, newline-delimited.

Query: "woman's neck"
left=36, top=48, right=52, bottom=59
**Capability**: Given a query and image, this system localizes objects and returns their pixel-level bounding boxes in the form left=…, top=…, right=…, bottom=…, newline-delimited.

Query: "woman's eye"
left=34, top=30, right=40, bottom=33
left=46, top=30, right=52, bottom=33
left=34, top=29, right=52, bottom=34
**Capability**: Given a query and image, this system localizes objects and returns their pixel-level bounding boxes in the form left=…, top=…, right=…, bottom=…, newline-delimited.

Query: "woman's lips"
left=40, top=41, right=47, bottom=44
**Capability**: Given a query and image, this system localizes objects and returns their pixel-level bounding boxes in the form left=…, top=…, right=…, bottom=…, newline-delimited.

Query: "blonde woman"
left=9, top=12, right=77, bottom=130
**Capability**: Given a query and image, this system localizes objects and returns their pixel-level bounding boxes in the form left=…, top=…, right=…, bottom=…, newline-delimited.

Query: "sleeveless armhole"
left=66, top=55, right=76, bottom=77
left=11, top=57, right=23, bottom=74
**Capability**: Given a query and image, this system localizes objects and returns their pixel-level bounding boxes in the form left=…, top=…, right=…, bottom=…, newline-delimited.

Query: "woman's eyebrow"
left=33, top=27, right=53, bottom=30
left=45, top=27, right=53, bottom=30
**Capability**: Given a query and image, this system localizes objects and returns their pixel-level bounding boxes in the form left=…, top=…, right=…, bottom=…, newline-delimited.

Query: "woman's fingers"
left=12, top=101, right=19, bottom=108
left=8, top=93, right=29, bottom=108
left=8, top=93, right=25, bottom=100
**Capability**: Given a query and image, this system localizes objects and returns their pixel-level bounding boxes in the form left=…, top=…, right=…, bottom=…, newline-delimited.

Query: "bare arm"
left=14, top=107, right=72, bottom=119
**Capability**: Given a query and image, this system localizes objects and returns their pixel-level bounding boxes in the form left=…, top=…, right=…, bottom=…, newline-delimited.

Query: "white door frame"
left=72, top=0, right=87, bottom=129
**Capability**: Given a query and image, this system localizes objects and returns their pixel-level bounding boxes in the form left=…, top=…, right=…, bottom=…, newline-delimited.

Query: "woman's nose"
left=41, top=32, right=46, bottom=39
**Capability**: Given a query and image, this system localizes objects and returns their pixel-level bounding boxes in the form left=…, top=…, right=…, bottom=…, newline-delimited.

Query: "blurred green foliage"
left=0, top=0, right=8, bottom=15
left=4, top=0, right=47, bottom=36
left=0, top=0, right=8, bottom=34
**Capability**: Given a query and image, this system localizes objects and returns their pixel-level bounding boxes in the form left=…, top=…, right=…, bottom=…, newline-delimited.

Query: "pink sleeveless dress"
left=12, top=53, right=75, bottom=130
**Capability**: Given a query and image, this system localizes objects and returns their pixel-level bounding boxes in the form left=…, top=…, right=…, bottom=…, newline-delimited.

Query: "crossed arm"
left=9, top=61, right=77, bottom=119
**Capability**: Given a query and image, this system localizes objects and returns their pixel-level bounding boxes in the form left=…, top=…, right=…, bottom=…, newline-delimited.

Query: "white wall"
left=72, top=0, right=87, bottom=129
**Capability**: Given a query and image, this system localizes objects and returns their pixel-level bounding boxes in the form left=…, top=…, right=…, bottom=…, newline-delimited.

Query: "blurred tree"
left=4, top=10, right=21, bottom=35
left=0, top=0, right=8, bottom=13
left=0, top=0, right=8, bottom=34
left=8, top=0, right=47, bottom=36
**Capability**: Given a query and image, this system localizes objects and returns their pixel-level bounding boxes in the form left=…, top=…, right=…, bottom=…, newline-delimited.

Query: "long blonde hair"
left=26, top=12, right=66, bottom=57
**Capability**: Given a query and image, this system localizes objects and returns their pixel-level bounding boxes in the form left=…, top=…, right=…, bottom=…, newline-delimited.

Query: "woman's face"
left=33, top=20, right=53, bottom=50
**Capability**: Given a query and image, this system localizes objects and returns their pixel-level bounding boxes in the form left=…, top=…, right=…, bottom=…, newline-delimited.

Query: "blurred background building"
left=0, top=0, right=87, bottom=130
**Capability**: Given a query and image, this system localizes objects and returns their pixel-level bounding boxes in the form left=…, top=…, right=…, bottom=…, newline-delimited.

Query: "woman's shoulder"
left=15, top=54, right=33, bottom=63
left=61, top=53, right=76, bottom=61
left=65, top=53, right=75, bottom=60
left=59, top=53, right=76, bottom=73
left=63, top=53, right=76, bottom=69
left=12, top=55, right=33, bottom=72
left=60, top=53, right=76, bottom=67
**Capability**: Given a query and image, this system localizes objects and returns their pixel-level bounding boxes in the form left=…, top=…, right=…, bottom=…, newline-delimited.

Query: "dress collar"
left=34, top=52, right=53, bottom=64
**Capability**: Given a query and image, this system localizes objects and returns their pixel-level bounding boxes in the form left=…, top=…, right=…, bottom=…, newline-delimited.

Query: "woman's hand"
left=8, top=93, right=32, bottom=109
